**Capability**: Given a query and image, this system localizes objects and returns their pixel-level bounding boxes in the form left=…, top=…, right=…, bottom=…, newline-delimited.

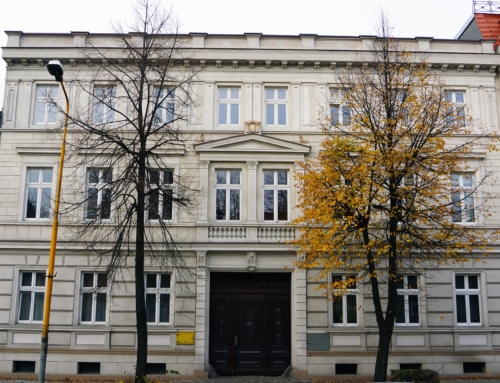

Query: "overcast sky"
left=0, top=0, right=474, bottom=106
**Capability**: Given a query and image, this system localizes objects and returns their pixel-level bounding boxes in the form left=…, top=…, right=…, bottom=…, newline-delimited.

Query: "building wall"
left=1, top=31, right=500, bottom=378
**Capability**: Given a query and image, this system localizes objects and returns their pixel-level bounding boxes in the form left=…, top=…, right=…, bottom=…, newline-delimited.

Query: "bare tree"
left=56, top=1, right=199, bottom=381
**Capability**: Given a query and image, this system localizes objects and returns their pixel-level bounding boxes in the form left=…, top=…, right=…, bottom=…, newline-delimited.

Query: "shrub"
left=390, top=368, right=440, bottom=383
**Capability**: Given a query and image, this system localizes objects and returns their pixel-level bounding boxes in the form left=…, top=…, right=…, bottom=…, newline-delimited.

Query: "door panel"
left=209, top=273, right=291, bottom=376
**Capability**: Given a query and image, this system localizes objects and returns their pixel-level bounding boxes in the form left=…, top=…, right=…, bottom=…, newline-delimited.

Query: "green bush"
left=390, top=368, right=440, bottom=383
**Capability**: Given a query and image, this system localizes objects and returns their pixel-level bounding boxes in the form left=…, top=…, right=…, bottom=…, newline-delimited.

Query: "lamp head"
left=47, top=60, right=64, bottom=82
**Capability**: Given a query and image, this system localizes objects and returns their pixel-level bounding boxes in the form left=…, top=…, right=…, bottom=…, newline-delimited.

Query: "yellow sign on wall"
left=176, top=332, right=195, bottom=345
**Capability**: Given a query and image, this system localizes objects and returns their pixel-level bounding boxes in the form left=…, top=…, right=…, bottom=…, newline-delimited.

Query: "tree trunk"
left=135, top=159, right=147, bottom=383
left=374, top=329, right=391, bottom=382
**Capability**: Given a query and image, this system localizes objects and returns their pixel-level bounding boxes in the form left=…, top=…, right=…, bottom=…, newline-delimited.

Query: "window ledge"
left=16, top=146, right=61, bottom=155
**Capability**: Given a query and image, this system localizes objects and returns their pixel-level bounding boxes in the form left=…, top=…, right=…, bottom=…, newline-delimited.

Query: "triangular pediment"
left=194, top=133, right=310, bottom=155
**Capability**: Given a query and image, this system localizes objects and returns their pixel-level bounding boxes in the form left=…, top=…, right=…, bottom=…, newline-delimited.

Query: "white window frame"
left=451, top=173, right=476, bottom=224
left=217, top=87, right=240, bottom=126
left=454, top=274, right=482, bottom=326
left=445, top=90, right=466, bottom=127
left=85, top=168, right=112, bottom=220
left=153, top=87, right=175, bottom=125
left=34, top=85, right=59, bottom=125
left=263, top=170, right=289, bottom=222
left=330, top=274, right=358, bottom=327
left=147, top=169, right=174, bottom=221
left=17, top=271, right=45, bottom=323
left=215, top=169, right=241, bottom=221
left=93, top=85, right=116, bottom=124
left=329, top=88, right=351, bottom=126
left=265, top=87, right=287, bottom=126
left=24, top=167, right=53, bottom=221
left=145, top=272, right=172, bottom=325
left=395, top=275, right=420, bottom=326
left=80, top=272, right=107, bottom=324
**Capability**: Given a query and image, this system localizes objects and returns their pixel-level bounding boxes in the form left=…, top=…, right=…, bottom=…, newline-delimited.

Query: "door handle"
left=234, top=336, right=238, bottom=346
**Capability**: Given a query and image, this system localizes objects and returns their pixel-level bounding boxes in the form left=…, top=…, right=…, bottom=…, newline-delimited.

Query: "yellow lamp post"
left=38, top=60, right=69, bottom=383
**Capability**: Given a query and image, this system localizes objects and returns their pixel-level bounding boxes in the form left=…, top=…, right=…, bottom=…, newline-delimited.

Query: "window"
left=455, top=274, right=481, bottom=325
left=215, top=170, right=241, bottom=221
left=25, top=168, right=53, bottom=220
left=331, top=274, right=358, bottom=326
left=263, top=170, right=288, bottom=221
left=18, top=271, right=45, bottom=323
left=451, top=173, right=475, bottom=223
left=154, top=87, right=175, bottom=124
left=445, top=91, right=466, bottom=127
left=34, top=85, right=58, bottom=124
left=329, top=89, right=350, bottom=126
left=145, top=273, right=171, bottom=324
left=395, top=275, right=420, bottom=325
left=265, top=88, right=287, bottom=126
left=80, top=272, right=107, bottom=324
left=218, top=87, right=240, bottom=125
left=86, top=168, right=112, bottom=220
left=148, top=170, right=174, bottom=221
left=93, top=86, right=116, bottom=124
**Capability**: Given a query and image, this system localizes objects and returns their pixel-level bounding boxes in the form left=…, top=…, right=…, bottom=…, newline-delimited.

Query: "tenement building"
left=2, top=13, right=500, bottom=380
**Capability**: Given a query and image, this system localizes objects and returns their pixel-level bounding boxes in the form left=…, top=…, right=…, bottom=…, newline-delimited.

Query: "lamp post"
left=38, top=60, right=69, bottom=383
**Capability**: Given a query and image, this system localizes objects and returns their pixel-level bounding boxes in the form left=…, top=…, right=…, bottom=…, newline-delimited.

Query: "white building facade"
left=1, top=30, right=500, bottom=379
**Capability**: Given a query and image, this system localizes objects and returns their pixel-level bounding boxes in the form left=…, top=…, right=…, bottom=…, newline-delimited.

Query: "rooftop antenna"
left=473, top=1, right=500, bottom=13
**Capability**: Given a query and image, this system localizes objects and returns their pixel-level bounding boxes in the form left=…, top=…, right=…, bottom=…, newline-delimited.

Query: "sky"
left=0, top=0, right=474, bottom=106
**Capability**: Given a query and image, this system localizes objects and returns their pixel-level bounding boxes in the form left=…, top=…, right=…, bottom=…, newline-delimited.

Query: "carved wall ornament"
left=247, top=252, right=256, bottom=272
left=37, top=59, right=44, bottom=67
left=282, top=61, right=288, bottom=69
left=346, top=62, right=352, bottom=70
left=249, top=61, right=255, bottom=69
left=216, top=60, right=222, bottom=68
left=297, top=253, right=306, bottom=262
left=457, top=65, right=464, bottom=72
left=197, top=251, right=206, bottom=269
left=473, top=65, right=480, bottom=72
left=195, top=133, right=205, bottom=143
left=69, top=59, right=76, bottom=67
left=330, top=62, right=336, bottom=70
left=5, top=60, right=13, bottom=67
left=362, top=63, right=369, bottom=70
left=265, top=61, right=272, bottom=69
left=118, top=59, right=124, bottom=67
left=313, top=62, right=320, bottom=69
left=102, top=59, right=108, bottom=66
left=298, top=61, right=304, bottom=69
left=245, top=120, right=261, bottom=134
left=184, top=60, right=190, bottom=68
left=299, top=135, right=309, bottom=144
left=199, top=159, right=210, bottom=169
left=441, top=64, right=448, bottom=72
left=21, top=60, right=27, bottom=66
left=490, top=66, right=497, bottom=73
left=86, top=59, right=93, bottom=67
left=199, top=60, right=206, bottom=68
left=246, top=160, right=258, bottom=170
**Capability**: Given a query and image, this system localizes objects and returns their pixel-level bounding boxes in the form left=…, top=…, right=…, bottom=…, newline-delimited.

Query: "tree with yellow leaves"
left=292, top=17, right=498, bottom=382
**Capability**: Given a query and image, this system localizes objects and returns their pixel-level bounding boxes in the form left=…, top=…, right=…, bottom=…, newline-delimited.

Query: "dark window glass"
left=332, top=300, right=343, bottom=323
left=455, top=275, right=465, bottom=289
left=160, top=274, right=171, bottom=288
left=83, top=273, right=94, bottom=288
left=264, top=190, right=274, bottom=220
left=395, top=295, right=405, bottom=323
left=346, top=295, right=357, bottom=323
left=159, top=294, right=170, bottom=322
left=277, top=190, right=288, bottom=220
left=408, top=295, right=419, bottom=323
left=468, top=275, right=478, bottom=289
left=469, top=295, right=480, bottom=323
left=146, top=293, right=156, bottom=323
left=146, top=274, right=157, bottom=288
left=456, top=295, right=466, bottom=323
left=216, top=189, right=226, bottom=220
left=21, top=272, right=32, bottom=287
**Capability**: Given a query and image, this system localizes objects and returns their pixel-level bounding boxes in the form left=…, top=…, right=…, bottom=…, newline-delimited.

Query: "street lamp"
left=38, top=60, right=69, bottom=383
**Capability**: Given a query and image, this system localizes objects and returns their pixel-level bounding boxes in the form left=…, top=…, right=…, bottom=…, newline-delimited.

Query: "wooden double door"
left=209, top=272, right=291, bottom=376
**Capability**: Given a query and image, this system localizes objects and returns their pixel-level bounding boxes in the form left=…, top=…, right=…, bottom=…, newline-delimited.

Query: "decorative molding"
left=362, top=63, right=368, bottom=70
left=490, top=66, right=497, bottom=73
left=5, top=59, right=13, bottom=67
left=249, top=60, right=255, bottom=69
left=36, top=59, right=44, bottom=67
left=232, top=60, right=238, bottom=68
left=247, top=251, right=256, bottom=272
left=346, top=62, right=352, bottom=70
left=69, top=59, right=76, bottom=67
left=245, top=120, right=261, bottom=134
left=21, top=59, right=27, bottom=66
left=86, top=59, right=93, bottom=67
left=299, top=135, right=309, bottom=144
left=199, top=160, right=210, bottom=169
left=215, top=60, right=222, bottom=68
left=199, top=60, right=206, bottom=68
left=473, top=65, right=480, bottom=72
left=265, top=61, right=271, bottom=69
left=457, top=65, right=464, bottom=72
left=314, top=62, right=320, bottom=69
left=197, top=251, right=206, bottom=269
left=195, top=133, right=205, bottom=143
left=330, top=62, right=336, bottom=70
left=282, top=61, right=288, bottom=69
left=441, top=64, right=448, bottom=72
left=298, top=61, right=304, bottom=69
left=184, top=60, right=190, bottom=68
left=16, top=147, right=62, bottom=155
left=246, top=160, right=258, bottom=170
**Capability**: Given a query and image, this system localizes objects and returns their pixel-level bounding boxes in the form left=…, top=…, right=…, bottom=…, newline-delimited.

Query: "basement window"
left=463, top=362, right=485, bottom=374
left=78, top=362, right=101, bottom=374
left=13, top=361, right=35, bottom=373
left=147, top=363, right=167, bottom=375
left=400, top=363, right=422, bottom=370
left=336, top=363, right=357, bottom=375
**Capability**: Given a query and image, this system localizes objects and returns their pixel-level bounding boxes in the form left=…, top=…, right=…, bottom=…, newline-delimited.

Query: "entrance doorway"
left=209, top=272, right=291, bottom=376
